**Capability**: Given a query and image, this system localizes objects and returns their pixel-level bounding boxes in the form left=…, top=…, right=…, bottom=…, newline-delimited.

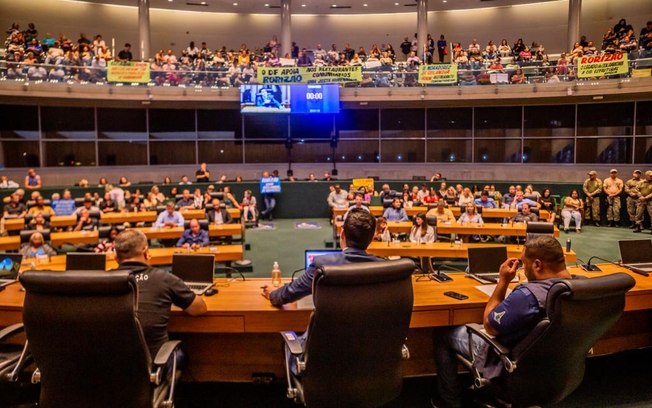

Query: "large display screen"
left=240, top=84, right=340, bottom=114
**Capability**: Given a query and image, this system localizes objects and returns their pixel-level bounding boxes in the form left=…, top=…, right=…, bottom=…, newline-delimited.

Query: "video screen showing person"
left=240, top=85, right=291, bottom=113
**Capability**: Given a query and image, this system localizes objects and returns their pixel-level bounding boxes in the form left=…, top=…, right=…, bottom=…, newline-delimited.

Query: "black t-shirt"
left=4, top=202, right=26, bottom=215
left=195, top=169, right=209, bottom=182
left=118, top=50, right=133, bottom=61
left=118, top=261, right=196, bottom=358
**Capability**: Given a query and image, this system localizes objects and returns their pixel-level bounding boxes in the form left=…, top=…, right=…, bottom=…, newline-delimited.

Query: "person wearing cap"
left=74, top=197, right=100, bottom=215
left=603, top=169, right=623, bottom=227
left=633, top=171, right=652, bottom=233
left=625, top=170, right=643, bottom=228
left=583, top=170, right=603, bottom=227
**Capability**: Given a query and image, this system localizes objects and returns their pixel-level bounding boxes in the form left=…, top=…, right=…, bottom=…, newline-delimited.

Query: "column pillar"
left=281, top=0, right=292, bottom=58
left=567, top=0, right=581, bottom=53
left=417, top=0, right=428, bottom=62
left=138, top=0, right=151, bottom=61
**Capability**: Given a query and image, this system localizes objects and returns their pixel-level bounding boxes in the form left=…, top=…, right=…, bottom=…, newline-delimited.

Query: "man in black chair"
left=262, top=208, right=382, bottom=306
left=433, top=235, right=572, bottom=408
left=114, top=229, right=207, bottom=363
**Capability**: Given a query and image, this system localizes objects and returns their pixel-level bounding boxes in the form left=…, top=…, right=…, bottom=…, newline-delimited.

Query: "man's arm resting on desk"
left=184, top=295, right=207, bottom=315
left=266, top=266, right=316, bottom=307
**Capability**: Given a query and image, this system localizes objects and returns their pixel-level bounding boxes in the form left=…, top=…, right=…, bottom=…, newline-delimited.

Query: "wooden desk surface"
left=0, top=264, right=650, bottom=382
left=50, top=215, right=77, bottom=228
left=135, top=224, right=243, bottom=240
left=101, top=211, right=157, bottom=224
left=4, top=218, right=24, bottom=231
left=334, top=206, right=550, bottom=220
left=367, top=242, right=576, bottom=262
left=437, top=222, right=560, bottom=237
left=0, top=236, right=20, bottom=251
left=50, top=230, right=99, bottom=247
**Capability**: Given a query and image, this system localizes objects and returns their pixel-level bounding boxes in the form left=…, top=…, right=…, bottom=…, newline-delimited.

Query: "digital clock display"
left=240, top=84, right=339, bottom=114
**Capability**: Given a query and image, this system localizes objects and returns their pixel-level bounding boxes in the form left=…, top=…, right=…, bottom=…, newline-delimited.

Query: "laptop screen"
left=172, top=254, right=215, bottom=283
left=65, top=253, right=106, bottom=271
left=0, top=253, right=23, bottom=280
left=467, top=246, right=508, bottom=274
left=618, top=240, right=652, bottom=264
left=304, top=250, right=341, bottom=270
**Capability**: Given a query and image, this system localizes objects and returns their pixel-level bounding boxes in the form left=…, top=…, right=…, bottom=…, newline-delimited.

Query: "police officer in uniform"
left=583, top=170, right=603, bottom=227
left=625, top=170, right=642, bottom=228
left=633, top=170, right=652, bottom=233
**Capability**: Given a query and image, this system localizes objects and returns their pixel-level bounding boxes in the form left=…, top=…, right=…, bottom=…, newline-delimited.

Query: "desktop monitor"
left=467, top=246, right=508, bottom=274
left=66, top=253, right=107, bottom=271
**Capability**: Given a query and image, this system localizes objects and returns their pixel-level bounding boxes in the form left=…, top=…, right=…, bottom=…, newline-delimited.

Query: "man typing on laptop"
left=114, top=230, right=207, bottom=363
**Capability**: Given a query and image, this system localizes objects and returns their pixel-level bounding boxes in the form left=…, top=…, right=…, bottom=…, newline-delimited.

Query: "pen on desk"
left=260, top=285, right=268, bottom=290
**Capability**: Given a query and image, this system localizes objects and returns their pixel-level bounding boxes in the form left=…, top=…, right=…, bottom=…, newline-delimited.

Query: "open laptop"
left=618, top=239, right=652, bottom=273
left=0, top=253, right=22, bottom=288
left=172, top=254, right=215, bottom=295
left=467, top=246, right=509, bottom=284
left=304, top=249, right=341, bottom=270
left=65, top=253, right=106, bottom=271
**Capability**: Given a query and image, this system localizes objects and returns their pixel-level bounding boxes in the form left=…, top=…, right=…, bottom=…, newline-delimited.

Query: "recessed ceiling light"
left=395, top=2, right=399, bottom=5
left=200, top=1, right=206, bottom=4
left=301, top=3, right=306, bottom=6
left=168, top=0, right=173, bottom=2
left=442, top=0, right=447, bottom=2
left=332, top=4, right=336, bottom=6
left=363, top=3, right=368, bottom=5
left=233, top=2, right=238, bottom=5
left=264, top=3, right=269, bottom=6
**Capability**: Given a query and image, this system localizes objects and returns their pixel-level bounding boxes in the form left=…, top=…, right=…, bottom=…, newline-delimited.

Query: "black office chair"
left=525, top=221, right=554, bottom=241
left=457, top=273, right=635, bottom=407
left=20, top=270, right=182, bottom=408
left=155, top=205, right=167, bottom=214
left=24, top=212, right=52, bottom=225
left=209, top=192, right=224, bottom=200
left=183, top=219, right=208, bottom=230
left=98, top=225, right=126, bottom=239
left=74, top=198, right=85, bottom=207
left=20, top=229, right=51, bottom=244
left=382, top=198, right=394, bottom=208
left=281, top=259, right=415, bottom=408
left=0, top=323, right=32, bottom=382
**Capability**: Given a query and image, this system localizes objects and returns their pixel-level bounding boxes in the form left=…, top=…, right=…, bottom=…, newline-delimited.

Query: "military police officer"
left=603, top=169, right=623, bottom=227
left=583, top=170, right=603, bottom=227
left=625, top=170, right=642, bottom=228
left=633, top=170, right=652, bottom=233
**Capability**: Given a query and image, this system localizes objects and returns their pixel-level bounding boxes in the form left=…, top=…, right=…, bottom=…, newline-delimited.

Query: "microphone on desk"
left=431, top=262, right=464, bottom=283
left=583, top=256, right=649, bottom=277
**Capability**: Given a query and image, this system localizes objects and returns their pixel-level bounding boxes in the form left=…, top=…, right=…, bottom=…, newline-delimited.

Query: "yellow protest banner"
left=107, top=61, right=150, bottom=83
left=577, top=53, right=629, bottom=78
left=418, top=64, right=458, bottom=84
left=257, top=66, right=362, bottom=84
left=352, top=178, right=375, bottom=194
left=631, top=68, right=651, bottom=78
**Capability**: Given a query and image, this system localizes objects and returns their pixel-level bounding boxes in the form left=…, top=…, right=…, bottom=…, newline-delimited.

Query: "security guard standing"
left=633, top=170, right=652, bottom=234
left=625, top=170, right=642, bottom=228
left=603, top=169, right=623, bottom=227
left=583, top=170, right=602, bottom=227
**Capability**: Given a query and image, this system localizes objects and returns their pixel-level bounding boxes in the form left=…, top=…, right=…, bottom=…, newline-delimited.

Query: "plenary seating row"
left=0, top=260, right=634, bottom=407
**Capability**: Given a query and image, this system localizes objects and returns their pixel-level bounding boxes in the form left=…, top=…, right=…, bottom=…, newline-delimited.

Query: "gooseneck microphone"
left=432, top=262, right=465, bottom=283
left=585, top=255, right=649, bottom=277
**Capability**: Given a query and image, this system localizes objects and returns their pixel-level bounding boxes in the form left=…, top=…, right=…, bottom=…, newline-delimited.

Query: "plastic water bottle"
left=566, top=238, right=571, bottom=252
left=271, top=261, right=282, bottom=287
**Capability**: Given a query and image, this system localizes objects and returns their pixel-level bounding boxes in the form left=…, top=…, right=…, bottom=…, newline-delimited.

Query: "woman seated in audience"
left=457, top=187, right=474, bottom=207
left=561, top=190, right=583, bottom=233
left=540, top=187, right=557, bottom=223
left=374, top=217, right=391, bottom=243
left=498, top=39, right=511, bottom=57
left=457, top=203, right=484, bottom=242
left=27, top=212, right=50, bottom=232
left=101, top=192, right=118, bottom=213
left=78, top=178, right=89, bottom=188
left=241, top=190, right=257, bottom=223
left=20, top=232, right=56, bottom=259
left=556, top=52, right=570, bottom=75
left=192, top=188, right=205, bottom=209
left=402, top=191, right=413, bottom=209
left=118, top=176, right=131, bottom=187
left=409, top=213, right=435, bottom=244
left=518, top=46, right=532, bottom=63
left=221, top=186, right=240, bottom=209
left=511, top=68, right=525, bottom=84
left=484, top=40, right=497, bottom=60
left=95, top=228, right=118, bottom=254
left=423, top=189, right=440, bottom=205
left=524, top=184, right=541, bottom=202
left=443, top=187, right=458, bottom=205
left=150, top=185, right=166, bottom=202
left=162, top=176, right=172, bottom=185
left=127, top=196, right=146, bottom=213
left=98, top=177, right=109, bottom=187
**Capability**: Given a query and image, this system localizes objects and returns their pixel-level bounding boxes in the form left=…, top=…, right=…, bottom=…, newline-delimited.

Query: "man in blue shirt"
left=433, top=236, right=572, bottom=408
left=510, top=190, right=539, bottom=210
left=383, top=198, right=408, bottom=222
left=154, top=201, right=184, bottom=228
left=263, top=208, right=382, bottom=306
left=474, top=191, right=497, bottom=209
left=176, top=219, right=209, bottom=250
left=52, top=190, right=76, bottom=216
left=176, top=189, right=194, bottom=210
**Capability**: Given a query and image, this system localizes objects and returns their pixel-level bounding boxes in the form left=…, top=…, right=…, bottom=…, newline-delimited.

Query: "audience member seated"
left=27, top=212, right=50, bottom=231
left=192, top=188, right=205, bottom=209
left=426, top=201, right=455, bottom=224
left=344, top=193, right=370, bottom=219
left=95, top=227, right=118, bottom=253
left=154, top=201, right=184, bottom=228
left=511, top=202, right=539, bottom=223
left=222, top=186, right=240, bottom=209
left=561, top=189, right=583, bottom=233
left=127, top=196, right=146, bottom=213
left=20, top=231, right=56, bottom=258
left=241, top=190, right=257, bottom=223
left=176, top=189, right=194, bottom=210
left=510, top=190, right=539, bottom=210
left=474, top=191, right=497, bottom=208
left=457, top=188, right=474, bottom=207
left=176, top=219, right=209, bottom=250
left=3, top=193, right=27, bottom=219
left=457, top=202, right=484, bottom=242
left=327, top=184, right=349, bottom=221
left=540, top=187, right=557, bottom=222
left=374, top=216, right=391, bottom=242
left=409, top=213, right=435, bottom=244
left=74, top=197, right=100, bottom=215
left=0, top=176, right=19, bottom=189
left=383, top=198, right=408, bottom=222
left=24, top=168, right=42, bottom=189
left=74, top=208, right=99, bottom=231
left=179, top=175, right=192, bottom=185
left=207, top=198, right=232, bottom=225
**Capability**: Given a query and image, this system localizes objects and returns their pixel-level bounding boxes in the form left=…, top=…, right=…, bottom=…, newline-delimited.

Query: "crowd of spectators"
left=3, top=19, right=650, bottom=86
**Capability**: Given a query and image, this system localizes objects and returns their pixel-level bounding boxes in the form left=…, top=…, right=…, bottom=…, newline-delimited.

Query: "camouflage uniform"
left=582, top=176, right=602, bottom=223
left=603, top=175, right=623, bottom=224
left=634, top=172, right=652, bottom=233
left=624, top=176, right=641, bottom=226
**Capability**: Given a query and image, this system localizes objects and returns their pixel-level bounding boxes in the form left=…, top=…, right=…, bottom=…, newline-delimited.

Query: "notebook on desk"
left=172, top=254, right=215, bottom=295
left=618, top=239, right=652, bottom=273
left=0, top=253, right=22, bottom=288
left=66, top=253, right=106, bottom=271
left=467, top=246, right=509, bottom=284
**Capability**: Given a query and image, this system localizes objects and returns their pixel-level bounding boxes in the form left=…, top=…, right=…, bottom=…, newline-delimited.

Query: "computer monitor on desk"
left=65, top=253, right=106, bottom=271
left=467, top=246, right=508, bottom=284
left=305, top=249, right=341, bottom=270
left=0, top=253, right=22, bottom=288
